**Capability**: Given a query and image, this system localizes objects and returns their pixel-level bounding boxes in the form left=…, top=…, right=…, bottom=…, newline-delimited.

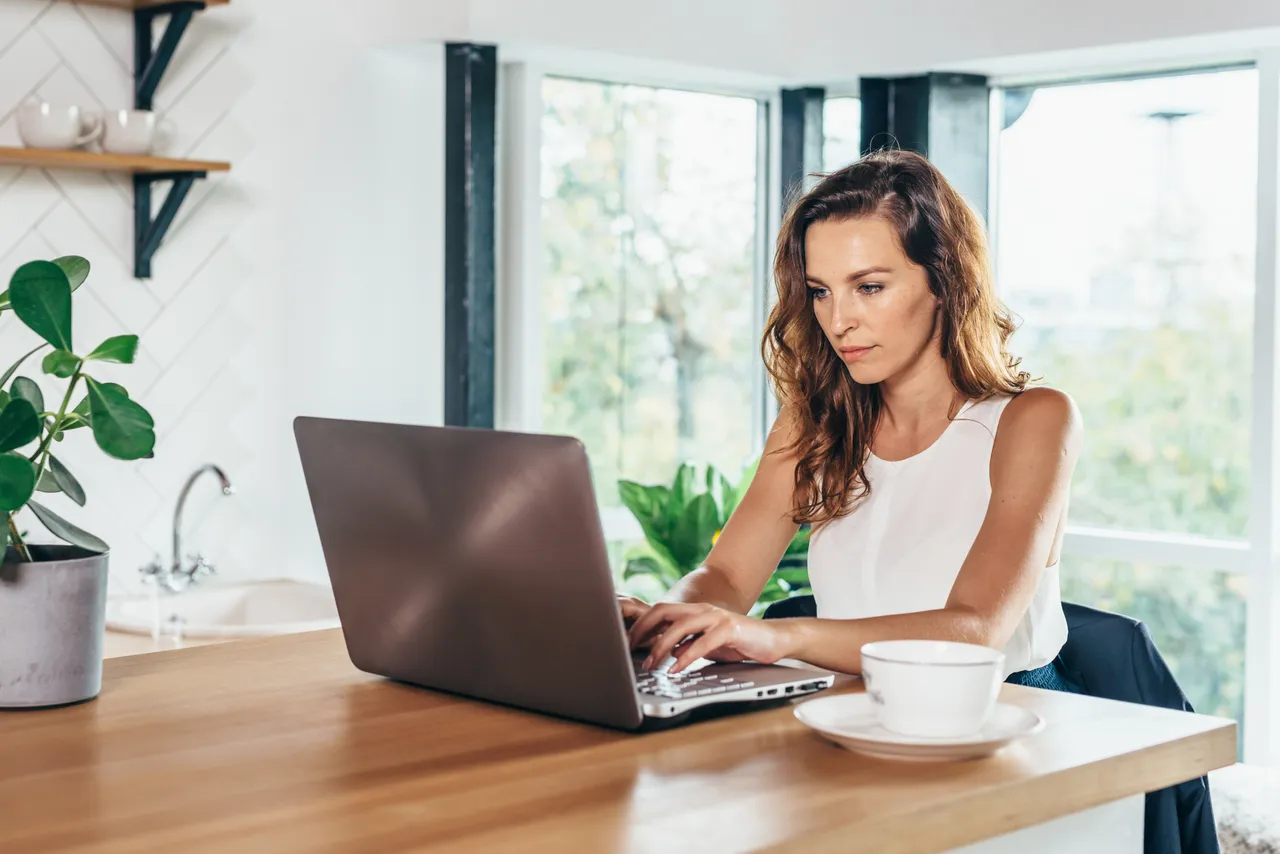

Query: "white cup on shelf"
left=16, top=99, right=102, bottom=150
left=860, top=640, right=1005, bottom=738
left=100, top=109, right=175, bottom=156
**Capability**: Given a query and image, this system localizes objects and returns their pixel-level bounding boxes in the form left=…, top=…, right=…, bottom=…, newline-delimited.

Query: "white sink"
left=105, top=579, right=342, bottom=638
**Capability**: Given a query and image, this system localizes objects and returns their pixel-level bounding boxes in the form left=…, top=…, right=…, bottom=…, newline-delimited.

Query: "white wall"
left=0, top=0, right=443, bottom=591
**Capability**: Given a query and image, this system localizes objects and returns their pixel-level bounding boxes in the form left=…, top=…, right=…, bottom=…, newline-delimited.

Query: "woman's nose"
left=831, top=294, right=860, bottom=334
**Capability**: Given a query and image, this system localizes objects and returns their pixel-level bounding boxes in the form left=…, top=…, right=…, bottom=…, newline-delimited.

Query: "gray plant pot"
left=0, top=544, right=109, bottom=709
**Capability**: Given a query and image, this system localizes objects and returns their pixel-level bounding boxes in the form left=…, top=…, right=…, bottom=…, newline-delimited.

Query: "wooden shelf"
left=0, top=147, right=229, bottom=175
left=21, top=0, right=231, bottom=278
left=71, top=0, right=229, bottom=8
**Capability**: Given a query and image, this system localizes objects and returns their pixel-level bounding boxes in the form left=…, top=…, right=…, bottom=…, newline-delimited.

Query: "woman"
left=621, top=149, right=1083, bottom=691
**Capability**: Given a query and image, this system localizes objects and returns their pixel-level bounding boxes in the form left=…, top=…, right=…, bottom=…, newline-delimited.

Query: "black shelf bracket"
left=134, top=171, right=203, bottom=279
left=134, top=1, right=206, bottom=111
left=130, top=1, right=211, bottom=278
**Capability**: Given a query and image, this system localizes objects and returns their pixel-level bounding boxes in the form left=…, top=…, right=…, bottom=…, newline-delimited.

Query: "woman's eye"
left=809, top=287, right=830, bottom=300
left=859, top=283, right=884, bottom=295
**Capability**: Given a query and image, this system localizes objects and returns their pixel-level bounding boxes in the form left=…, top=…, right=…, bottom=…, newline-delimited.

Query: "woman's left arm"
left=639, top=388, right=1082, bottom=674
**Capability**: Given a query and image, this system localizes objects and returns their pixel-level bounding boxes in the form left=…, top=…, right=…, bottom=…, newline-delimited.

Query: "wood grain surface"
left=0, top=628, right=1238, bottom=853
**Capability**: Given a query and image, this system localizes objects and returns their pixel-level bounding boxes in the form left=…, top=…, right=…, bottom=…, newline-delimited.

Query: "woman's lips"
left=838, top=346, right=875, bottom=362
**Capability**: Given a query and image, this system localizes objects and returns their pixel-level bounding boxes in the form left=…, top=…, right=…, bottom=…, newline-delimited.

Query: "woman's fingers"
left=617, top=595, right=650, bottom=625
left=627, top=603, right=695, bottom=649
left=643, top=612, right=718, bottom=670
left=669, top=625, right=733, bottom=674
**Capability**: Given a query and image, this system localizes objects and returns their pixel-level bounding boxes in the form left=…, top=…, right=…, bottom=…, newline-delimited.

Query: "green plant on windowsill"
left=617, top=458, right=810, bottom=615
left=0, top=256, right=157, bottom=557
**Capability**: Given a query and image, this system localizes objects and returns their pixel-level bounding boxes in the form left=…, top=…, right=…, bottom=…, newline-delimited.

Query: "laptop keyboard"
left=635, top=667, right=755, bottom=700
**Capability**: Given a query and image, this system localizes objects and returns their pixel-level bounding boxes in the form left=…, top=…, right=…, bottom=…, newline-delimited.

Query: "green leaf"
left=0, top=398, right=41, bottom=453
left=621, top=546, right=682, bottom=590
left=617, top=479, right=660, bottom=524
left=703, top=464, right=735, bottom=526
left=752, top=578, right=793, bottom=612
left=85, top=335, right=138, bottom=365
left=42, top=349, right=80, bottom=379
left=10, top=260, right=72, bottom=351
left=0, top=258, right=89, bottom=314
left=732, top=456, right=761, bottom=510
left=784, top=526, right=812, bottom=557
left=623, top=555, right=669, bottom=582
left=0, top=390, right=8, bottom=412
left=716, top=472, right=738, bottom=521
left=11, top=376, right=43, bottom=414
left=0, top=452, right=36, bottom=511
left=36, top=469, right=60, bottom=493
left=669, top=491, right=720, bottom=574
left=617, top=480, right=679, bottom=570
left=671, top=463, right=695, bottom=512
left=69, top=381, right=124, bottom=429
left=53, top=256, right=90, bottom=292
left=773, top=567, right=811, bottom=586
left=0, top=343, right=46, bottom=388
left=28, top=499, right=108, bottom=553
left=86, top=378, right=155, bottom=460
left=48, top=455, right=85, bottom=507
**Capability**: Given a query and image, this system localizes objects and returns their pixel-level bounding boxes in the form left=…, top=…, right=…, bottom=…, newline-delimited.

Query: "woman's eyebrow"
left=805, top=266, right=893, bottom=286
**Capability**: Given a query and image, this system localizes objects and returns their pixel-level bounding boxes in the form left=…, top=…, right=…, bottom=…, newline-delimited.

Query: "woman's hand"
left=626, top=602, right=794, bottom=674
left=617, top=594, right=652, bottom=630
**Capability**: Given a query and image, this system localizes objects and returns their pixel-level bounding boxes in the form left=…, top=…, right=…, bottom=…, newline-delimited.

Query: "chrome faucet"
left=140, top=464, right=235, bottom=593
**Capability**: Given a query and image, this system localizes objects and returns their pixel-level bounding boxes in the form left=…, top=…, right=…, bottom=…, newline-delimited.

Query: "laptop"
left=293, top=416, right=835, bottom=730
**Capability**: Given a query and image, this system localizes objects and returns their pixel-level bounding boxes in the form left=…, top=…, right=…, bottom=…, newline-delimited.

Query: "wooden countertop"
left=101, top=629, right=228, bottom=658
left=0, top=629, right=1237, bottom=853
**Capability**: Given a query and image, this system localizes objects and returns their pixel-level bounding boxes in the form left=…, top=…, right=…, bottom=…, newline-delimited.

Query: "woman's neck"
left=876, top=349, right=964, bottom=435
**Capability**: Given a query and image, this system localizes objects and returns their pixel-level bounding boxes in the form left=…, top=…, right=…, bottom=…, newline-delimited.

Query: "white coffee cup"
left=100, top=109, right=175, bottom=156
left=860, top=640, right=1005, bottom=738
left=16, top=100, right=102, bottom=150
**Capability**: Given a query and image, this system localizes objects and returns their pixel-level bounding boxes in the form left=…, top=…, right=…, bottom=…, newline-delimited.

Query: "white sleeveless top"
left=807, top=394, right=1068, bottom=678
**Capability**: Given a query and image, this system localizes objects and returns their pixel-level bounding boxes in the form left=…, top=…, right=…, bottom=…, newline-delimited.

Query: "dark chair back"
left=761, top=594, right=816, bottom=621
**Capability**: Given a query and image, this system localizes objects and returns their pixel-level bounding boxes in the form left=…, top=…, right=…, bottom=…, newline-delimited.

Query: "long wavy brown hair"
left=763, top=149, right=1029, bottom=528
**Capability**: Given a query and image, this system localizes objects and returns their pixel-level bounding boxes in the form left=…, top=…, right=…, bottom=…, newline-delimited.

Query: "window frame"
left=988, top=56, right=1280, bottom=765
left=496, top=65, right=779, bottom=543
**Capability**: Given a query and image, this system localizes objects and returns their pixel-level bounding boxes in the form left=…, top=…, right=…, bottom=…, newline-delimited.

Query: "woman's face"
left=804, top=215, right=940, bottom=385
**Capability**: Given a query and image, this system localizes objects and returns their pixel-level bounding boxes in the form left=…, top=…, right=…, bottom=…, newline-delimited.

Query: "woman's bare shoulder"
left=997, top=386, right=1083, bottom=455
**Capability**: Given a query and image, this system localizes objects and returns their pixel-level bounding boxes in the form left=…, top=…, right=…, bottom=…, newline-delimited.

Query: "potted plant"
left=0, top=257, right=155, bottom=708
left=617, top=459, right=811, bottom=614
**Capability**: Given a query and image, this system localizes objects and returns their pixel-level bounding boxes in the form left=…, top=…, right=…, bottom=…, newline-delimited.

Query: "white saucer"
left=794, top=693, right=1045, bottom=761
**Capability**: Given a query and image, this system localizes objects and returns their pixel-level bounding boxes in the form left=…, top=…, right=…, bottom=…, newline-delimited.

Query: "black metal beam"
left=779, top=86, right=825, bottom=214
left=134, top=173, right=201, bottom=277
left=134, top=1, right=205, bottom=111
left=858, top=73, right=991, bottom=221
left=443, top=43, right=498, bottom=429
left=130, top=0, right=210, bottom=278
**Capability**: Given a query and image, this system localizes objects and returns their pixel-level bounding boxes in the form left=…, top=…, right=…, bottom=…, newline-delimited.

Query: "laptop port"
left=767, top=688, right=778, bottom=696
left=785, top=686, right=794, bottom=694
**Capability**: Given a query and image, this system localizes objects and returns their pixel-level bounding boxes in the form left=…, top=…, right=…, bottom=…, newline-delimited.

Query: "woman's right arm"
left=657, top=407, right=804, bottom=615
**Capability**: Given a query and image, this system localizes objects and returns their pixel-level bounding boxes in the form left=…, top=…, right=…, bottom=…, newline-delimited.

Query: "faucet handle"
left=139, top=556, right=166, bottom=580
left=187, top=553, right=217, bottom=580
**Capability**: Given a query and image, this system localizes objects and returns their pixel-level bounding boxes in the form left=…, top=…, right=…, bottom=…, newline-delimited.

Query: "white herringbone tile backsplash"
left=0, top=0, right=262, bottom=590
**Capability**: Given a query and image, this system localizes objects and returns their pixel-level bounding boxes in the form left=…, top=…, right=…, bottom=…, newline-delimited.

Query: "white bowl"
left=860, top=640, right=1005, bottom=738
